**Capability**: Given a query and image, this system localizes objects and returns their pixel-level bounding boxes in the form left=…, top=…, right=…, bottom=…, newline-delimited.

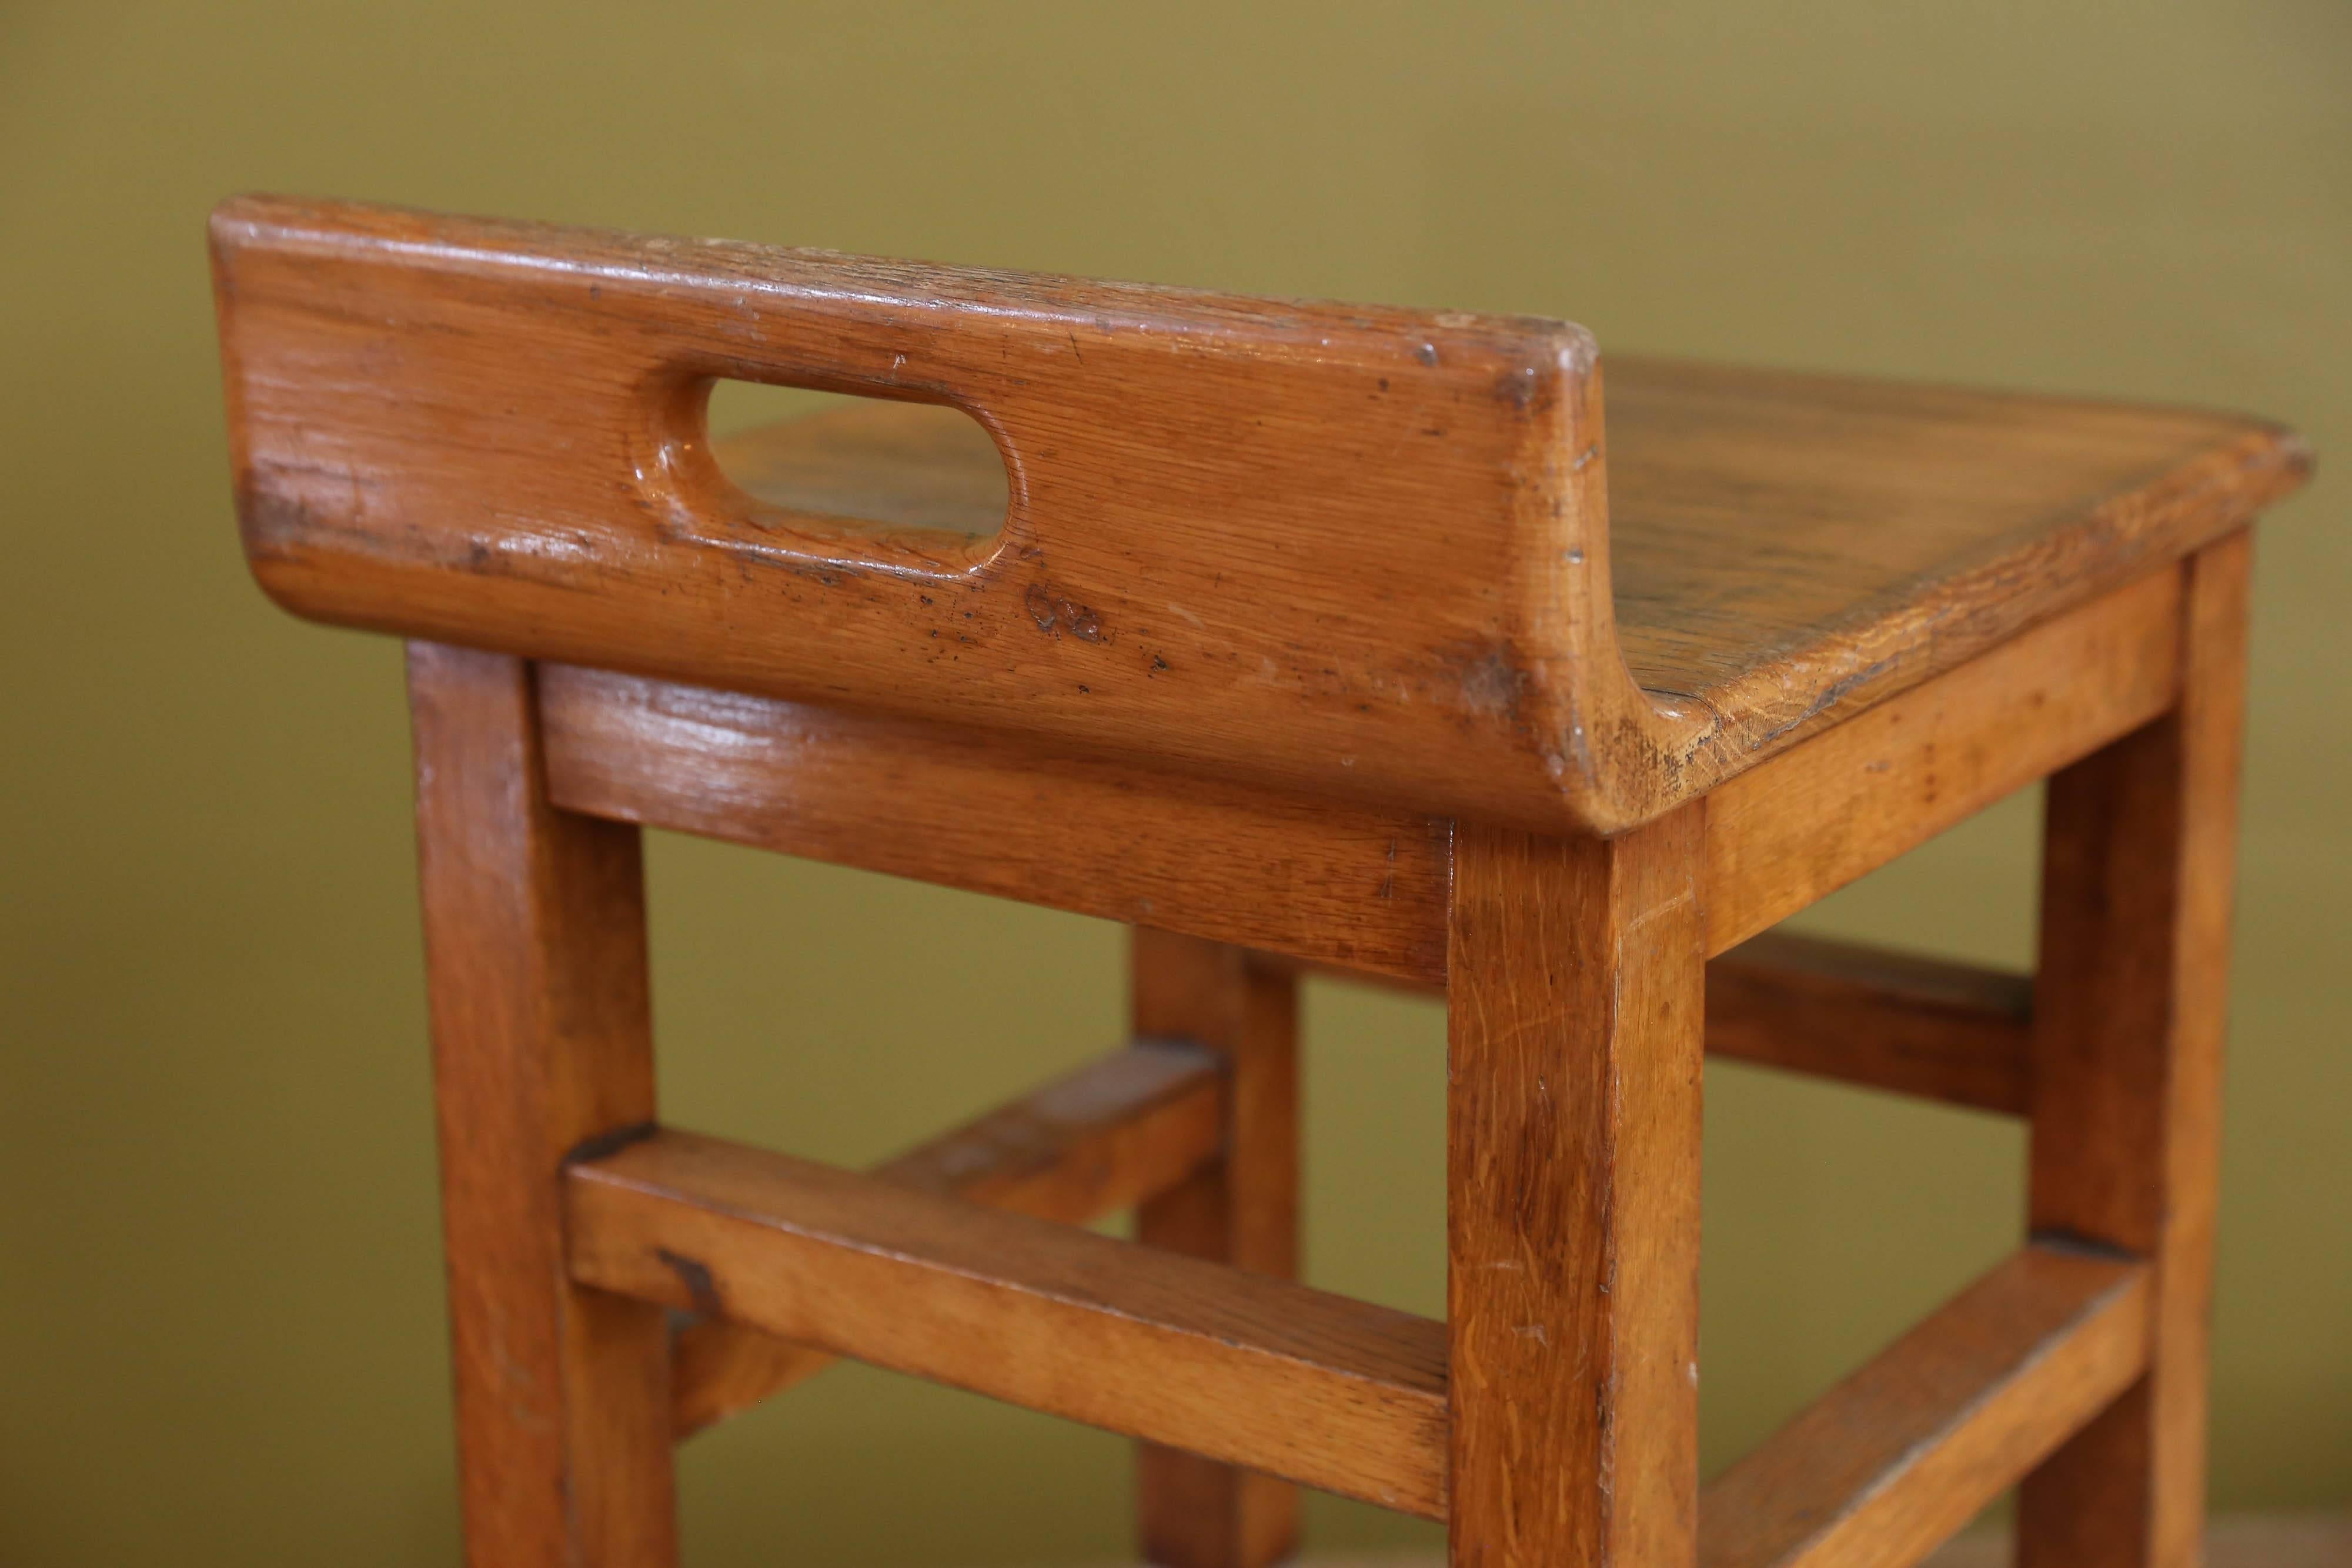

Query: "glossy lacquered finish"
left=212, top=196, right=2307, bottom=835
left=211, top=196, right=2311, bottom=1568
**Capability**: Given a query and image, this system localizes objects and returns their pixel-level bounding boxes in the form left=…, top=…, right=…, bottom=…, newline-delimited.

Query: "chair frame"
left=402, top=531, right=2242, bottom=1566
left=216, top=196, right=2287, bottom=1568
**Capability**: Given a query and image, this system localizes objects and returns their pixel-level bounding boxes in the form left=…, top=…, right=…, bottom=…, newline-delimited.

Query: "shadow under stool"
left=210, top=195, right=2311, bottom=1568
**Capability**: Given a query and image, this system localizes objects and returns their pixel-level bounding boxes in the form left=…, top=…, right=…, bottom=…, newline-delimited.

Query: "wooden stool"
left=210, top=196, right=2310, bottom=1568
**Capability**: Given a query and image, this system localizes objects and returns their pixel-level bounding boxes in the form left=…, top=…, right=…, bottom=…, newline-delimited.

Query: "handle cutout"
left=704, top=380, right=1011, bottom=545
left=707, top=377, right=846, bottom=437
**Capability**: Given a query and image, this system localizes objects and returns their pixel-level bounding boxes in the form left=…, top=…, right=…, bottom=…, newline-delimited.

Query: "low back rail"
left=214, top=195, right=1685, bottom=834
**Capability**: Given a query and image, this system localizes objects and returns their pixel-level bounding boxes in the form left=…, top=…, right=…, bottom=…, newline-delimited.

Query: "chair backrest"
left=212, top=196, right=1682, bottom=832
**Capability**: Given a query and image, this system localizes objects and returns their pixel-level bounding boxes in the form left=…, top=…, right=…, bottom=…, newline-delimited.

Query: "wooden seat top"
left=212, top=196, right=2308, bottom=833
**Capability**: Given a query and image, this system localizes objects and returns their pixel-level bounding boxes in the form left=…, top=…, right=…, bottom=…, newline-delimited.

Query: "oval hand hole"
left=707, top=379, right=1010, bottom=543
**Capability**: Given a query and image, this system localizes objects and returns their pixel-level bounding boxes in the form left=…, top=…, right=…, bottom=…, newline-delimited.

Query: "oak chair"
left=209, top=195, right=2311, bottom=1568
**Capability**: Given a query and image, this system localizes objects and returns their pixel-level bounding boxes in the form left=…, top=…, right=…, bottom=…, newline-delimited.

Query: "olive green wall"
left=2, top=2, right=2343, bottom=1562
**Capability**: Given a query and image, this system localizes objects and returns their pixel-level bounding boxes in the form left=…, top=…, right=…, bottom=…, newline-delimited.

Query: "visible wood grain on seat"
left=671, top=1040, right=1223, bottom=1437
left=567, top=1130, right=1451, bottom=1518
left=1601, top=360, right=2296, bottom=738
left=1699, top=1245, right=2150, bottom=1568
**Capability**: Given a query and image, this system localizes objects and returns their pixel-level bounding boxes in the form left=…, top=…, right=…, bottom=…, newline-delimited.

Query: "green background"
left=2, top=3, right=2343, bottom=1562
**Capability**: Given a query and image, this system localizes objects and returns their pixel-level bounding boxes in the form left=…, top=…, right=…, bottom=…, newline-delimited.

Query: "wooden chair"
left=209, top=195, right=2311, bottom=1568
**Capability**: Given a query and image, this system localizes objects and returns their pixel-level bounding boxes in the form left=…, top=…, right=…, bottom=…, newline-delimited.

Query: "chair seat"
left=717, top=356, right=2306, bottom=738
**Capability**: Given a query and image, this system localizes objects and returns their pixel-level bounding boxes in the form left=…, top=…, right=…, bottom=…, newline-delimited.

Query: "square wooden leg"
left=2020, top=533, right=2253, bottom=1568
left=1132, top=928, right=1302, bottom=1568
left=408, top=644, right=677, bottom=1568
left=1445, top=807, right=1708, bottom=1567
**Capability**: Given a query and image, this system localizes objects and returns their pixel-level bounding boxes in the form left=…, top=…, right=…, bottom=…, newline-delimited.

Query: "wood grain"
left=1446, top=807, right=1708, bottom=1567
left=215, top=197, right=2308, bottom=835
left=671, top=1039, right=1223, bottom=1437
left=540, top=664, right=1451, bottom=985
left=405, top=643, right=674, bottom=1567
left=1131, top=932, right=1302, bottom=1568
left=218, top=200, right=2306, bottom=1568
left=1599, top=361, right=2298, bottom=747
left=2019, top=533, right=2254, bottom=1568
left=1705, top=569, right=2183, bottom=954
left=213, top=195, right=1644, bottom=832
left=1704, top=931, right=2032, bottom=1114
left=1699, top=1245, right=2151, bottom=1568
left=567, top=1130, right=1449, bottom=1518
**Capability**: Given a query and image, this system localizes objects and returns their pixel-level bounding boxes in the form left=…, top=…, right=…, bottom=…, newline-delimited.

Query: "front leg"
left=1446, top=807, right=1707, bottom=1568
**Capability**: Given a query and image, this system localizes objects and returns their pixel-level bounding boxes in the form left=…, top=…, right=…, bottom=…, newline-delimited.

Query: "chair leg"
left=1132, top=928, right=1301, bottom=1568
left=2020, top=533, right=2253, bottom=1568
left=1446, top=807, right=1708, bottom=1568
left=407, top=644, right=677, bottom=1568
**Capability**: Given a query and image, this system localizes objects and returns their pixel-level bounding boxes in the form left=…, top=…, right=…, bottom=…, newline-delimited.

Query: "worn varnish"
left=216, top=199, right=2311, bottom=1568
left=213, top=196, right=2306, bottom=835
